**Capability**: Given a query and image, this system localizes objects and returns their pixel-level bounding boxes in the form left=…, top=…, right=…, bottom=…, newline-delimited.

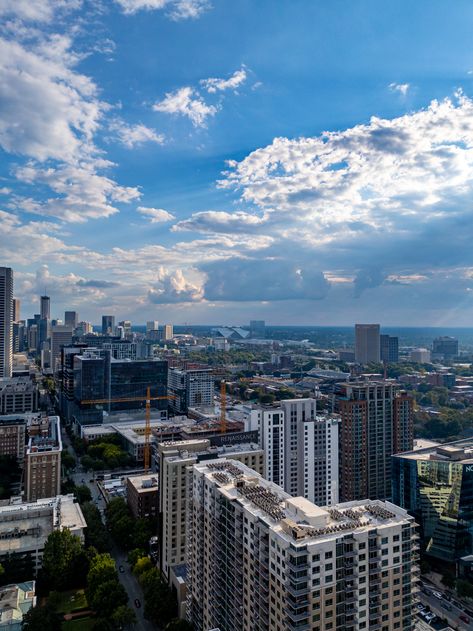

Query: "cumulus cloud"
left=137, top=206, right=175, bottom=222
left=153, top=87, right=217, bottom=127
left=108, top=119, right=164, bottom=148
left=201, top=67, right=247, bottom=94
left=114, top=0, right=210, bottom=20
left=173, top=210, right=268, bottom=233
left=0, top=0, right=82, bottom=23
left=148, top=268, right=204, bottom=303
left=389, top=82, right=410, bottom=96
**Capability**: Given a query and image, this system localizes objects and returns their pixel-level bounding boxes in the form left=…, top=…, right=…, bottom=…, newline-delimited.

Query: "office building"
left=187, top=459, right=419, bottom=631
left=118, top=320, right=132, bottom=337
left=0, top=377, right=38, bottom=415
left=163, top=324, right=174, bottom=340
left=0, top=581, right=36, bottom=629
left=12, top=299, right=20, bottom=323
left=410, top=348, right=431, bottom=363
left=432, top=336, right=458, bottom=360
left=64, top=311, right=79, bottom=328
left=380, top=334, right=399, bottom=363
left=0, top=267, right=13, bottom=379
left=146, top=320, right=159, bottom=333
left=158, top=439, right=264, bottom=580
left=24, top=415, right=62, bottom=501
left=354, top=324, right=380, bottom=364
left=75, top=321, right=93, bottom=337
left=27, top=325, right=37, bottom=352
left=127, top=474, right=159, bottom=519
left=38, top=317, right=50, bottom=351
left=0, top=416, right=26, bottom=464
left=249, top=320, right=266, bottom=339
left=0, top=495, right=86, bottom=574
left=333, top=381, right=414, bottom=502
left=392, top=439, right=473, bottom=566
left=50, top=325, right=73, bottom=372
left=168, top=367, right=214, bottom=413
left=101, top=315, right=115, bottom=335
left=39, top=295, right=50, bottom=321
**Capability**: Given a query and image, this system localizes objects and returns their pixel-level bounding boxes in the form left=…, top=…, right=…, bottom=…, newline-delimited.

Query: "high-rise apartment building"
left=146, top=320, right=159, bottom=333
left=158, top=439, right=264, bottom=581
left=51, top=325, right=73, bottom=372
left=163, top=324, right=174, bottom=340
left=333, top=381, right=414, bottom=502
left=247, top=399, right=340, bottom=506
left=380, top=334, right=399, bottom=363
left=0, top=267, right=13, bottom=379
left=101, top=315, right=115, bottom=335
left=64, top=311, right=79, bottom=329
left=12, top=298, right=20, bottom=323
left=40, top=295, right=50, bottom=320
left=187, top=459, right=419, bottom=631
left=24, top=415, right=62, bottom=501
left=355, top=324, right=380, bottom=364
left=168, top=367, right=214, bottom=413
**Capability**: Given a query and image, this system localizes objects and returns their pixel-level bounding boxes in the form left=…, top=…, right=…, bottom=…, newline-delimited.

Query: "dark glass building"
left=392, top=440, right=473, bottom=566
left=380, top=334, right=399, bottom=363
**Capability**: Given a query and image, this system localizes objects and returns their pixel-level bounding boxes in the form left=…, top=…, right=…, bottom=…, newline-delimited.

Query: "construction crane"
left=220, top=380, right=226, bottom=434
left=80, top=391, right=174, bottom=474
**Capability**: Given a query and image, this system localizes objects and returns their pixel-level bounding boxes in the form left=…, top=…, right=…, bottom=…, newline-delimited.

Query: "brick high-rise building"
left=0, top=416, right=26, bottom=464
left=24, top=415, right=62, bottom=501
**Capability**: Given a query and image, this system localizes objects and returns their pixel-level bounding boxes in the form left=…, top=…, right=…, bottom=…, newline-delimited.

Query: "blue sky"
left=2, top=0, right=473, bottom=325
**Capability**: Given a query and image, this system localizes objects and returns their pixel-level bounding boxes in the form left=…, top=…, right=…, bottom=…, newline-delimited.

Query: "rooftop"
left=395, top=438, right=473, bottom=463
left=127, top=473, right=158, bottom=491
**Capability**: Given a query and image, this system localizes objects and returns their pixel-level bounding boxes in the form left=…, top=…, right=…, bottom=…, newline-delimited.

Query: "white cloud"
left=0, top=0, right=82, bottom=23
left=148, top=268, right=204, bottom=303
left=173, top=210, right=268, bottom=233
left=389, top=82, right=410, bottom=96
left=137, top=206, right=175, bottom=222
left=153, top=87, right=218, bottom=127
left=201, top=67, right=247, bottom=94
left=114, top=0, right=210, bottom=20
left=109, top=119, right=165, bottom=148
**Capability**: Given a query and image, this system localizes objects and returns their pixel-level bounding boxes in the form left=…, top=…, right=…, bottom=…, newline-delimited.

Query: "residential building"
left=246, top=405, right=285, bottom=487
left=39, top=295, right=50, bottom=321
left=50, top=325, right=73, bottom=373
left=187, top=459, right=419, bottom=631
left=127, top=474, right=159, bottom=519
left=12, top=299, right=20, bottom=324
left=380, top=334, right=399, bottom=363
left=168, top=367, right=213, bottom=413
left=24, top=415, right=62, bottom=501
left=392, top=439, right=473, bottom=566
left=432, top=336, right=458, bottom=360
left=158, top=439, right=264, bottom=580
left=0, top=267, right=13, bottom=379
left=64, top=311, right=79, bottom=328
left=333, top=381, right=414, bottom=501
left=0, top=377, right=38, bottom=415
left=163, top=324, right=174, bottom=340
left=249, top=320, right=266, bottom=339
left=101, top=315, right=115, bottom=335
left=0, top=416, right=26, bottom=464
left=354, top=323, right=380, bottom=364
left=410, top=348, right=431, bottom=363
left=0, top=495, right=86, bottom=575
left=0, top=581, right=36, bottom=630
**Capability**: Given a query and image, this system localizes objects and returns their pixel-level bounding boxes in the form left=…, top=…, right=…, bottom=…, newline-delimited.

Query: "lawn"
left=54, top=589, right=88, bottom=614
left=62, top=618, right=95, bottom=631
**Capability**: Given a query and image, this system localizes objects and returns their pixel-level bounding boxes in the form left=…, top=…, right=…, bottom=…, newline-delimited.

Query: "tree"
left=74, top=484, right=92, bottom=504
left=457, top=579, right=473, bottom=599
left=42, top=529, right=87, bottom=590
left=87, top=553, right=118, bottom=599
left=441, top=571, right=456, bottom=589
left=139, top=567, right=176, bottom=626
left=165, top=620, right=194, bottom=631
left=112, top=605, right=137, bottom=628
left=81, top=502, right=111, bottom=552
left=89, top=579, right=128, bottom=617
left=22, top=604, right=61, bottom=631
left=62, top=452, right=76, bottom=470
left=133, top=556, right=153, bottom=577
left=127, top=548, right=146, bottom=567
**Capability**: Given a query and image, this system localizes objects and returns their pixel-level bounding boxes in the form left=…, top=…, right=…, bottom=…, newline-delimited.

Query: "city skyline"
left=3, top=2, right=473, bottom=324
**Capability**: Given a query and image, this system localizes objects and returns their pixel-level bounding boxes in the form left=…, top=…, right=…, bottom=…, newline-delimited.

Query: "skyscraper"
left=380, top=334, right=399, bottom=362
left=40, top=295, right=50, bottom=320
left=101, top=315, right=115, bottom=335
left=249, top=319, right=266, bottom=339
left=12, top=298, right=20, bottom=323
left=354, top=323, right=380, bottom=364
left=64, top=311, right=79, bottom=328
left=333, top=381, right=414, bottom=501
left=146, top=320, right=159, bottom=333
left=187, top=459, right=419, bottom=631
left=51, top=325, right=73, bottom=372
left=0, top=267, right=13, bottom=379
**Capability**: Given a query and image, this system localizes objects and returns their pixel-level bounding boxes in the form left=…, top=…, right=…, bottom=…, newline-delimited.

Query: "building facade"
left=127, top=474, right=159, bottom=519
left=0, top=377, right=38, bottom=415
left=101, top=315, right=115, bottom=335
left=380, top=335, right=399, bottom=363
left=0, top=416, right=26, bottom=464
left=168, top=368, right=214, bottom=413
left=187, top=459, right=419, bottom=631
left=50, top=325, right=73, bottom=373
left=355, top=324, right=380, bottom=364
left=0, top=267, right=13, bottom=379
left=24, top=415, right=62, bottom=501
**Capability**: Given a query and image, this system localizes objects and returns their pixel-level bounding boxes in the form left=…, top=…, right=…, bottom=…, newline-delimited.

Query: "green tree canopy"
left=22, top=604, right=61, bottom=631
left=42, top=529, right=87, bottom=590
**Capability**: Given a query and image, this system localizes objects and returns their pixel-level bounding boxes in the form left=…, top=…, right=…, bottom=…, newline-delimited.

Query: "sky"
left=2, top=0, right=473, bottom=326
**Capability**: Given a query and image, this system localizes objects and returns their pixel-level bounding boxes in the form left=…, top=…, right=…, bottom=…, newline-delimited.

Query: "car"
left=432, top=590, right=443, bottom=599
left=134, top=599, right=141, bottom=608
left=441, top=601, right=452, bottom=611
left=415, top=603, right=425, bottom=611
left=119, top=565, right=125, bottom=573
left=89, top=479, right=94, bottom=483
left=460, top=614, right=470, bottom=623
left=424, top=612, right=435, bottom=622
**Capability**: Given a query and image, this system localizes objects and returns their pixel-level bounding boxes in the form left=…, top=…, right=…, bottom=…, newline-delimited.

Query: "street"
left=417, top=582, right=473, bottom=631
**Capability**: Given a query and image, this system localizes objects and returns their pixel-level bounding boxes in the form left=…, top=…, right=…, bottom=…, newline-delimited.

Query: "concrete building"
left=0, top=416, right=26, bottom=464
left=12, top=299, right=20, bottom=324
left=0, top=495, right=86, bottom=574
left=168, top=367, right=214, bottom=413
left=24, top=415, right=62, bottom=501
left=146, top=320, right=159, bottom=334
left=410, top=348, right=431, bottom=363
left=163, top=324, right=174, bottom=341
left=158, top=439, right=264, bottom=581
left=333, top=381, right=414, bottom=502
left=0, top=267, right=13, bottom=379
left=127, top=474, right=159, bottom=519
left=354, top=324, right=380, bottom=364
left=64, top=311, right=79, bottom=329
left=187, top=459, right=419, bottom=631
left=0, top=377, right=38, bottom=415
left=0, top=581, right=36, bottom=630
left=246, top=405, right=285, bottom=487
left=50, top=325, right=73, bottom=373
left=380, top=334, right=399, bottom=363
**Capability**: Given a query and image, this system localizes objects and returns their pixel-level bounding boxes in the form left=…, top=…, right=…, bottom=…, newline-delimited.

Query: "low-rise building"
left=127, top=474, right=159, bottom=519
left=0, top=581, right=36, bottom=630
left=0, top=377, right=38, bottom=415
left=0, top=416, right=26, bottom=464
